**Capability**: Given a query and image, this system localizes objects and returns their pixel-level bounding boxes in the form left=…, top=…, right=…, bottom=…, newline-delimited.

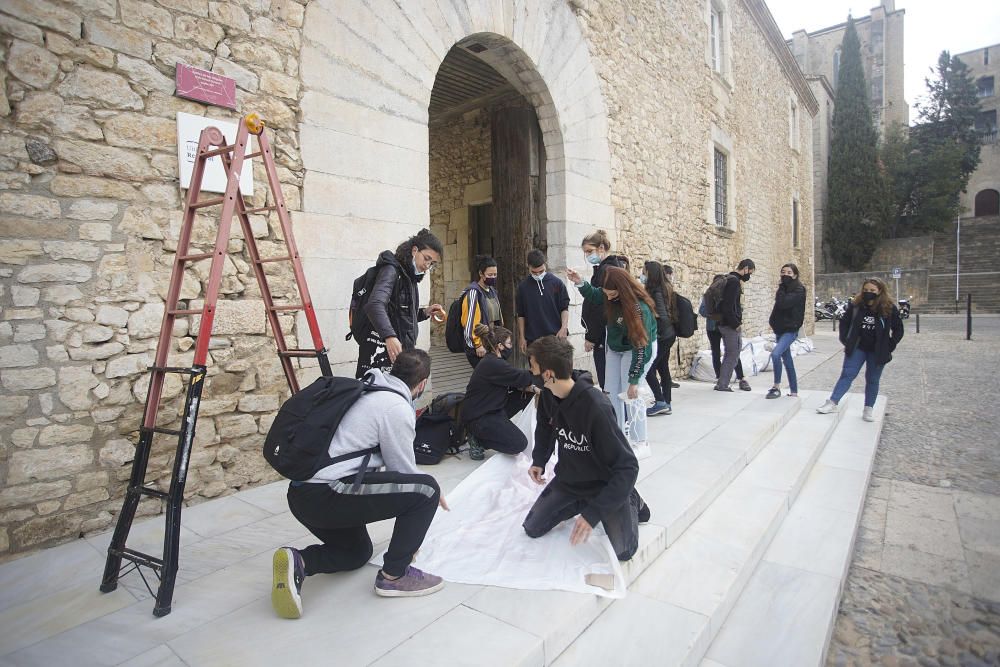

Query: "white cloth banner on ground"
left=689, top=335, right=815, bottom=381
left=371, top=404, right=627, bottom=598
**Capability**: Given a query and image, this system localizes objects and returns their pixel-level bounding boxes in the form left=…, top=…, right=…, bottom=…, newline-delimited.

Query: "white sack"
left=371, top=403, right=627, bottom=598
left=689, top=335, right=815, bottom=380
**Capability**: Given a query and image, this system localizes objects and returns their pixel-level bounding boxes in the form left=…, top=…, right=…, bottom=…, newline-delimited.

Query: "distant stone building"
left=0, top=0, right=816, bottom=556
left=956, top=43, right=1000, bottom=218
left=788, top=0, right=908, bottom=271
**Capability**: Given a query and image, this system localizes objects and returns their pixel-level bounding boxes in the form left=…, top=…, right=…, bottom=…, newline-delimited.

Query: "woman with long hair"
left=766, top=263, right=807, bottom=399
left=579, top=230, right=628, bottom=389
left=642, top=261, right=676, bottom=415
left=461, top=323, right=537, bottom=460
left=817, top=277, right=904, bottom=421
left=566, top=265, right=657, bottom=436
left=460, top=255, right=503, bottom=368
left=358, top=228, right=445, bottom=378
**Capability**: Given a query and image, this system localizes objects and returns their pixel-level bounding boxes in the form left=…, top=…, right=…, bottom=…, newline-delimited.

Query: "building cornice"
left=740, top=0, right=819, bottom=116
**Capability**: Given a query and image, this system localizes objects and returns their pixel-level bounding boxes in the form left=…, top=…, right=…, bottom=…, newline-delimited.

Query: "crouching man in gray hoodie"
left=272, top=349, right=449, bottom=619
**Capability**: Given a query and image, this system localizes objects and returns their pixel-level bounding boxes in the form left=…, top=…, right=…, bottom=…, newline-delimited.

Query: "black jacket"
left=532, top=371, right=639, bottom=527
left=768, top=281, right=806, bottom=335
left=839, top=301, right=904, bottom=365
left=364, top=250, right=428, bottom=349
left=461, top=354, right=534, bottom=423
left=648, top=285, right=675, bottom=340
left=719, top=272, right=743, bottom=329
left=581, top=255, right=626, bottom=344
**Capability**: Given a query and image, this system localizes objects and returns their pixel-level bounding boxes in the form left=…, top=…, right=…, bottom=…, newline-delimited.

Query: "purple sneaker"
left=272, top=547, right=305, bottom=619
left=374, top=565, right=445, bottom=597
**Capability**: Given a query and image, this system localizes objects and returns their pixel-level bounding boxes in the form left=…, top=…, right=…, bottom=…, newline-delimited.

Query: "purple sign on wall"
left=175, top=63, right=237, bottom=110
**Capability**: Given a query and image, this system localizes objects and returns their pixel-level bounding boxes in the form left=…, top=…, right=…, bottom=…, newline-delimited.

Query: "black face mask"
left=500, top=347, right=513, bottom=360
left=780, top=275, right=793, bottom=286
left=862, top=292, right=878, bottom=303
left=740, top=273, right=751, bottom=282
left=531, top=373, right=546, bottom=389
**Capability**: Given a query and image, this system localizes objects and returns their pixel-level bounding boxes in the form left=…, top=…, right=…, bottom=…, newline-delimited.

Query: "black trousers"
left=465, top=349, right=482, bottom=368
left=592, top=342, right=607, bottom=389
left=522, top=480, right=641, bottom=561
left=465, top=410, right=528, bottom=455
left=645, top=336, right=675, bottom=403
left=286, top=471, right=440, bottom=578
left=707, top=328, right=743, bottom=380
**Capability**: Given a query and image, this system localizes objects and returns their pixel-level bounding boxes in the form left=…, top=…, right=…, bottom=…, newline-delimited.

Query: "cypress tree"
left=825, top=17, right=885, bottom=270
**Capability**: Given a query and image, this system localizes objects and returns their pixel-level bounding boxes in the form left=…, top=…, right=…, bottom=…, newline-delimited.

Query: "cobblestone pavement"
left=797, top=316, right=1000, bottom=666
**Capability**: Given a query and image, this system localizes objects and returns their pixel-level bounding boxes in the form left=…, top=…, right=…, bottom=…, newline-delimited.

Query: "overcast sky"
left=764, top=0, right=1000, bottom=124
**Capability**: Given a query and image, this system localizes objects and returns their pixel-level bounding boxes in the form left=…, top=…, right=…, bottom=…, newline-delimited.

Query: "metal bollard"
left=832, top=317, right=836, bottom=332
left=967, top=293, right=972, bottom=341
left=915, top=312, right=920, bottom=334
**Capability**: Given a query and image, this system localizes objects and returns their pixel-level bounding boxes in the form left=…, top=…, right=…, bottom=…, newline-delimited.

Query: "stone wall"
left=867, top=235, right=935, bottom=271
left=0, top=0, right=306, bottom=558
left=816, top=270, right=928, bottom=304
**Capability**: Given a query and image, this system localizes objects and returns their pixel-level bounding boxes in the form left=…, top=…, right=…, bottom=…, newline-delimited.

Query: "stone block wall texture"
left=0, top=0, right=306, bottom=558
left=815, top=270, right=928, bottom=305
left=1, top=0, right=816, bottom=557
left=867, top=235, right=935, bottom=271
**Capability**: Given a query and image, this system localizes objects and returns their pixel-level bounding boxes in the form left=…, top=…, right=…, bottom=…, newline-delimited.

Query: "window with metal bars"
left=714, top=148, right=727, bottom=227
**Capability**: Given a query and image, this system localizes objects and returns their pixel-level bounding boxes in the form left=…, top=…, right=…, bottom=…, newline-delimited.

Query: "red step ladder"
left=99, top=114, right=331, bottom=616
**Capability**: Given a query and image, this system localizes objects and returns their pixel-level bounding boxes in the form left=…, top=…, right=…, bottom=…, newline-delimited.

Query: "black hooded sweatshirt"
left=532, top=371, right=639, bottom=527
left=581, top=255, right=626, bottom=344
left=461, top=354, right=534, bottom=423
left=768, top=280, right=806, bottom=335
left=364, top=250, right=428, bottom=349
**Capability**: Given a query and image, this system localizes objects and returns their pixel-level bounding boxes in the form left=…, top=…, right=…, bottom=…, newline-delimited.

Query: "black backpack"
left=263, top=376, right=396, bottom=481
left=701, top=275, right=728, bottom=322
left=346, top=264, right=401, bottom=342
left=413, top=391, right=466, bottom=464
left=444, top=290, right=469, bottom=353
left=673, top=294, right=698, bottom=338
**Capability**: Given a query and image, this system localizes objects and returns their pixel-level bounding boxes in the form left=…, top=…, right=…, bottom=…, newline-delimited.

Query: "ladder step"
left=256, top=255, right=292, bottom=264
left=269, top=304, right=304, bottom=312
left=246, top=150, right=263, bottom=159
left=141, top=426, right=183, bottom=437
left=148, top=366, right=201, bottom=375
left=277, top=349, right=321, bottom=358
left=201, top=144, right=236, bottom=158
left=177, top=252, right=214, bottom=262
left=139, top=487, right=170, bottom=500
left=190, top=197, right=225, bottom=210
left=167, top=309, right=203, bottom=316
left=243, top=205, right=277, bottom=215
left=112, top=547, right=164, bottom=570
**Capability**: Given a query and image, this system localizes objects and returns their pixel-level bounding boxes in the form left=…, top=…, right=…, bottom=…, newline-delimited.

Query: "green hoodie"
left=577, top=281, right=657, bottom=384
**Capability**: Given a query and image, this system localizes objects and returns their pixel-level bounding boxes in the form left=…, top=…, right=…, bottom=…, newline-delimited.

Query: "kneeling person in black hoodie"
left=522, top=336, right=650, bottom=561
left=462, top=323, right=538, bottom=459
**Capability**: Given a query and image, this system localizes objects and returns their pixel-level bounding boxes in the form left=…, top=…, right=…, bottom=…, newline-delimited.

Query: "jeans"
left=716, top=325, right=742, bottom=389
left=605, top=342, right=656, bottom=441
left=708, top=328, right=744, bottom=380
left=287, top=471, right=440, bottom=578
left=523, top=480, right=641, bottom=561
left=830, top=347, right=885, bottom=408
left=645, top=336, right=675, bottom=404
left=771, top=331, right=799, bottom=393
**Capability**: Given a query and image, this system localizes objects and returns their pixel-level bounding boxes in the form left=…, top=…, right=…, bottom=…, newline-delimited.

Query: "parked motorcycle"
left=898, top=297, right=911, bottom=319
left=814, top=297, right=849, bottom=321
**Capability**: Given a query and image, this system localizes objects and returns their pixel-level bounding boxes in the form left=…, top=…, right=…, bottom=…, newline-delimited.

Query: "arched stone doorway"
left=294, top=1, right=614, bottom=378
left=974, top=189, right=1000, bottom=217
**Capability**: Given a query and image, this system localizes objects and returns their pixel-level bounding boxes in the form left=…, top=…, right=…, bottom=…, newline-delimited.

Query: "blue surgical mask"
left=585, top=253, right=601, bottom=266
left=640, top=275, right=647, bottom=285
left=412, top=259, right=424, bottom=276
left=533, top=272, right=546, bottom=282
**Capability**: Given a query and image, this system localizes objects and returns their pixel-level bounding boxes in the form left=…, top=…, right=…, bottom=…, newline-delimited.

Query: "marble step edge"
left=701, top=396, right=888, bottom=667
left=545, top=393, right=849, bottom=666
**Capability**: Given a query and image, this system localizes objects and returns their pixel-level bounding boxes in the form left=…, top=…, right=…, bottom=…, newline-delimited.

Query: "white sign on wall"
left=176, top=112, right=254, bottom=195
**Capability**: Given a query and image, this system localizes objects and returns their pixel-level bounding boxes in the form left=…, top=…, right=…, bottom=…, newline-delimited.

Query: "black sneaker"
left=766, top=387, right=781, bottom=399
left=671, top=382, right=680, bottom=389
left=272, top=547, right=305, bottom=619
left=738, top=379, right=752, bottom=391
left=638, top=500, right=651, bottom=523
left=714, top=386, right=733, bottom=392
left=468, top=435, right=484, bottom=461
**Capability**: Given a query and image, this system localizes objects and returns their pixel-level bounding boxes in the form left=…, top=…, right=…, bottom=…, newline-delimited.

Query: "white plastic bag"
left=617, top=386, right=653, bottom=460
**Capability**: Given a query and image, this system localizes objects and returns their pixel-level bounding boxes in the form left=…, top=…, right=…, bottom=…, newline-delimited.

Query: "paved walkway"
left=800, top=316, right=1000, bottom=666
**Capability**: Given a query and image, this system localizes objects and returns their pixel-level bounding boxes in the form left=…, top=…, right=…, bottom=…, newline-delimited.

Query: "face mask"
left=780, top=275, right=793, bottom=285
left=484, top=277, right=497, bottom=287
left=533, top=272, right=546, bottom=282
left=640, top=275, right=647, bottom=285
left=585, top=253, right=601, bottom=266
left=531, top=373, right=546, bottom=389
left=500, top=347, right=513, bottom=360
left=862, top=292, right=878, bottom=303
left=412, top=259, right=424, bottom=276
left=740, top=273, right=751, bottom=282
left=412, top=382, right=426, bottom=403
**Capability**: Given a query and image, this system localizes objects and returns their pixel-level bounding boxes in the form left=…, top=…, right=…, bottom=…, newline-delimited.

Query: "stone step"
left=550, top=392, right=848, bottom=667
left=702, top=395, right=887, bottom=667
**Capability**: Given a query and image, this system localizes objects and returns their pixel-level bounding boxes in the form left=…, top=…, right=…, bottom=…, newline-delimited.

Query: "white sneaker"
left=816, top=400, right=838, bottom=414
left=862, top=406, right=874, bottom=422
